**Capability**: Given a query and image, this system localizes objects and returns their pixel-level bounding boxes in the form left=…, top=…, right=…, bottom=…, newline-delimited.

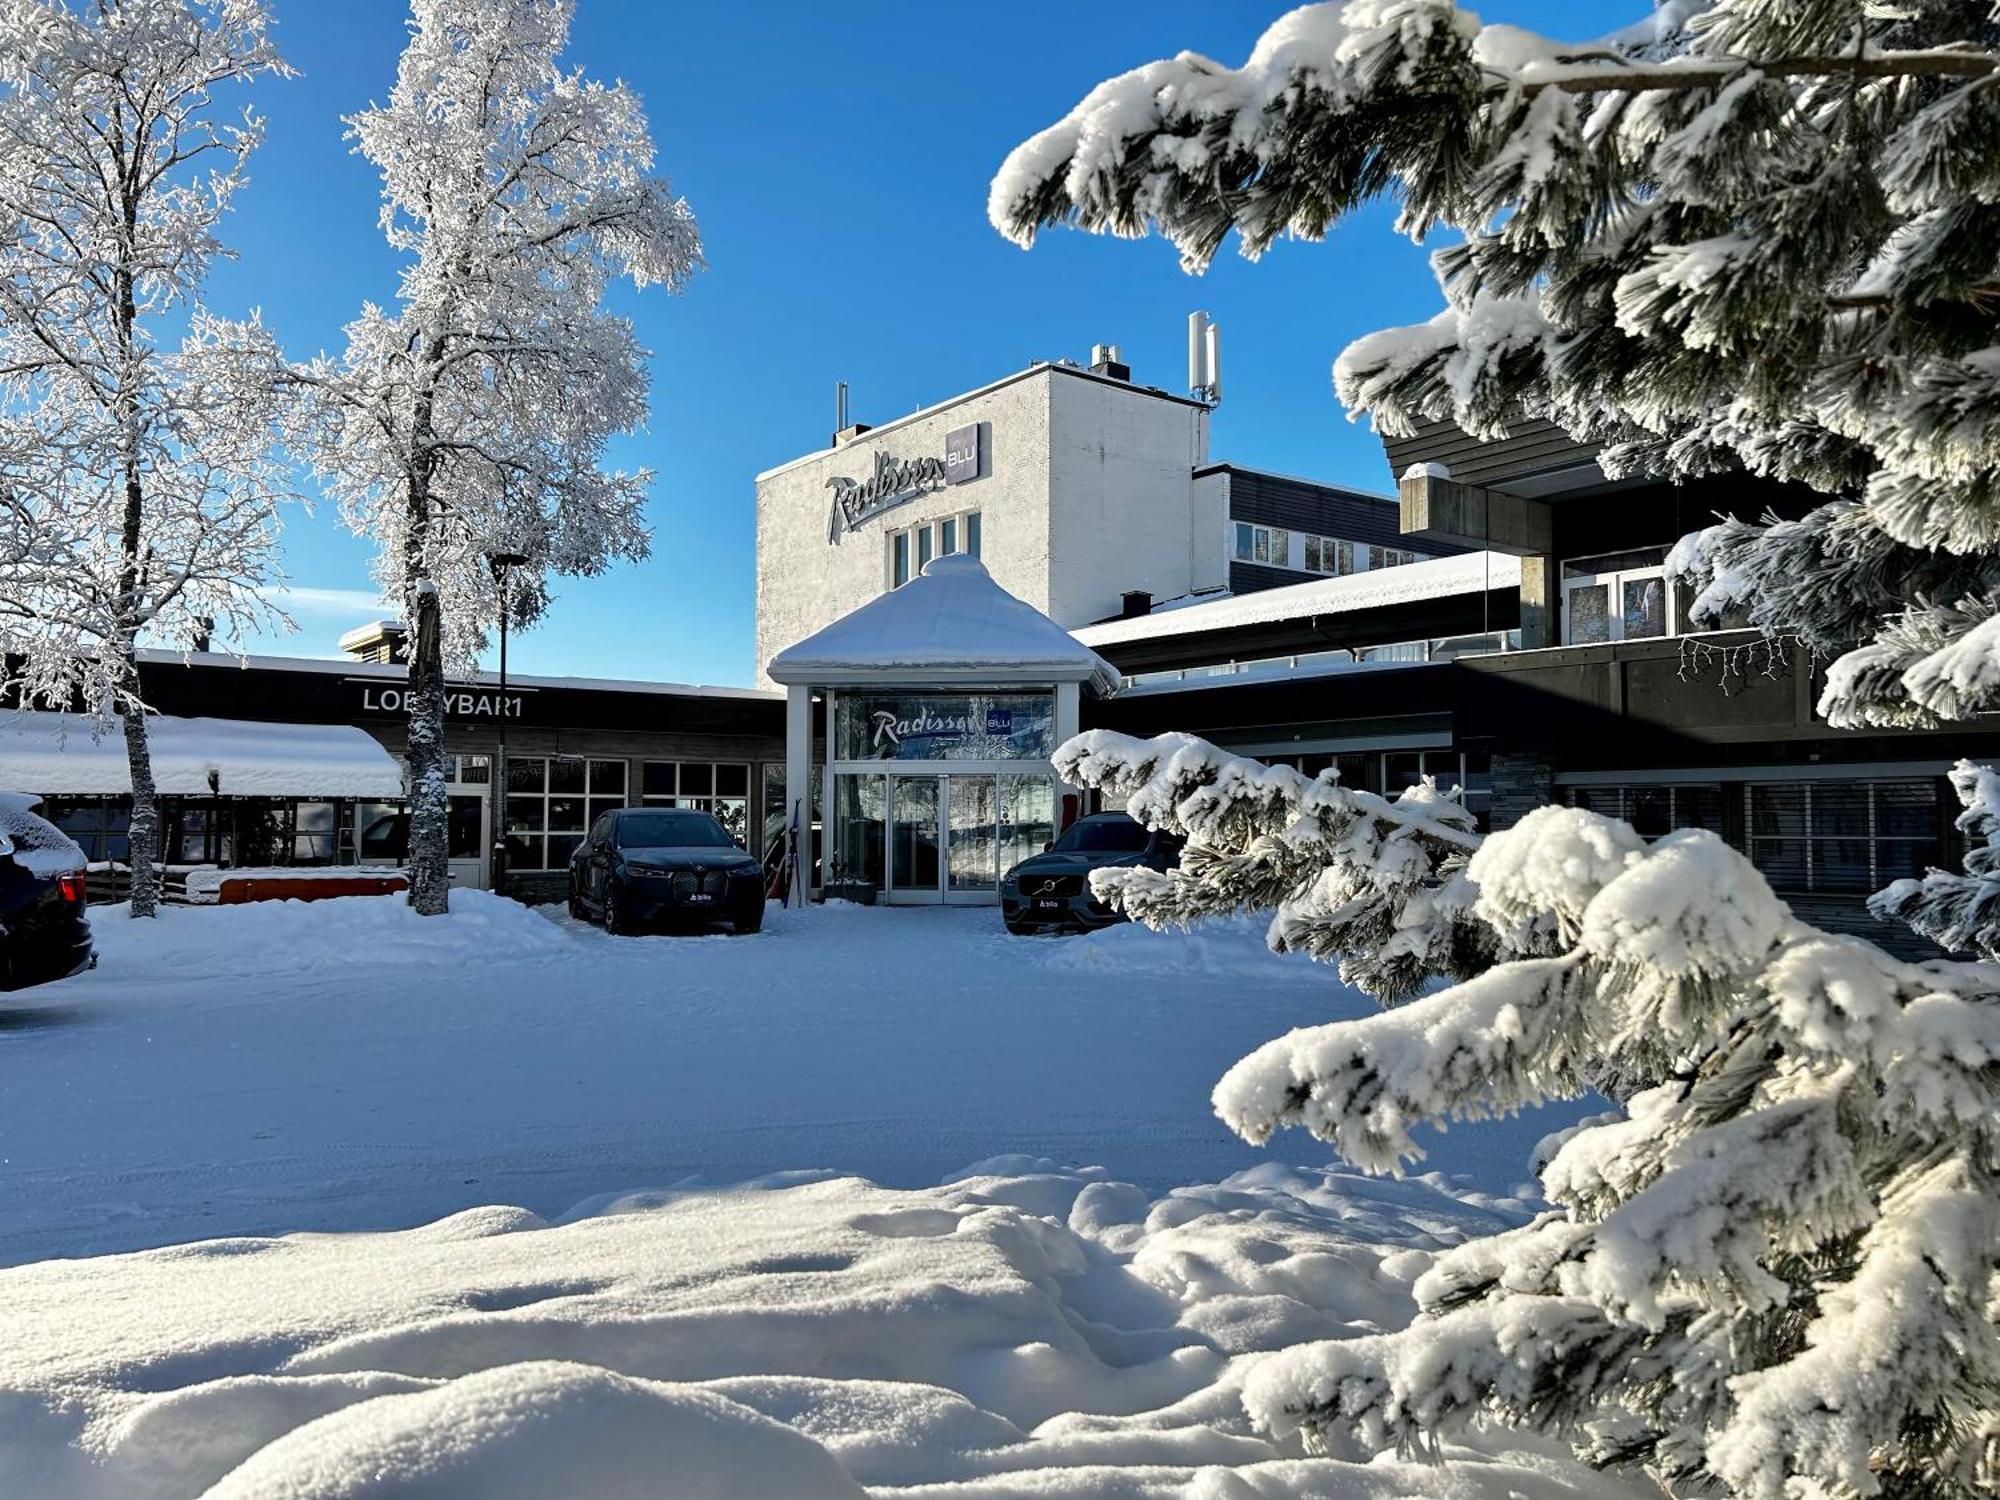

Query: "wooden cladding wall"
left=1381, top=415, right=1602, bottom=491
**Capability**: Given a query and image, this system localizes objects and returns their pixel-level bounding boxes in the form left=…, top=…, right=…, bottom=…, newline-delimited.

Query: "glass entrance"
left=947, top=776, right=998, bottom=894
left=868, top=772, right=1055, bottom=904
left=889, top=776, right=940, bottom=902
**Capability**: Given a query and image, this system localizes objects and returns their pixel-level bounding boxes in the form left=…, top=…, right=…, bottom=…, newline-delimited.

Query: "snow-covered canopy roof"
left=1072, top=551, right=1522, bottom=648
left=768, top=554, right=1119, bottom=692
left=0, top=712, right=405, bottom=799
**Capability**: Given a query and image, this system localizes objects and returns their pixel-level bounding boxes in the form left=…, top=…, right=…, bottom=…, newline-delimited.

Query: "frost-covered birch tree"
left=287, top=0, right=701, bottom=915
left=0, top=0, right=292, bottom=916
left=1000, top=4, right=2000, bottom=1490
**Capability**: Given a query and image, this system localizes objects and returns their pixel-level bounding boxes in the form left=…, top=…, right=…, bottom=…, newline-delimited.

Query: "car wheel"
left=602, top=881, right=629, bottom=935
left=734, top=898, right=765, bottom=935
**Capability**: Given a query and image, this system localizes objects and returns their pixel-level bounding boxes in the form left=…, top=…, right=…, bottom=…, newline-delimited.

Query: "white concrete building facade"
left=755, top=357, right=1460, bottom=694
left=755, top=362, right=1219, bottom=690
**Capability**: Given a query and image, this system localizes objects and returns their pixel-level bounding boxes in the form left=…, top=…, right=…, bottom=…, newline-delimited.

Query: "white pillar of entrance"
left=784, top=683, right=812, bottom=907
left=1054, top=680, right=1083, bottom=810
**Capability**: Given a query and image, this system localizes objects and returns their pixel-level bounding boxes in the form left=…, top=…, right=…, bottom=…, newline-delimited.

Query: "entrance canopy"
left=769, top=554, right=1117, bottom=692
left=0, top=711, right=405, bottom=799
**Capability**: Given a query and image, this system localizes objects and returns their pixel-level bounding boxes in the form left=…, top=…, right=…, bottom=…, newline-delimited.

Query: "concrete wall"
left=755, top=371, right=1058, bottom=688
left=1044, top=377, right=1210, bottom=627
left=754, top=366, right=1211, bottom=688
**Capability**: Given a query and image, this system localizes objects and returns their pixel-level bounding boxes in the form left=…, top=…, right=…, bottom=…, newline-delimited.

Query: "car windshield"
left=615, top=811, right=734, bottom=849
left=1052, top=817, right=1148, bottom=854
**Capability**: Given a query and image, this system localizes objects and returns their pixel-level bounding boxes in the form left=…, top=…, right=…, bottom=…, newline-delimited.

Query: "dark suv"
left=1000, top=812, right=1184, bottom=935
left=569, top=807, right=767, bottom=934
left=0, top=794, right=95, bottom=991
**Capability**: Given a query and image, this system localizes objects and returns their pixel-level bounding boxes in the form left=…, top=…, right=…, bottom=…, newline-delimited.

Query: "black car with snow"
left=1000, top=812, right=1183, bottom=935
left=0, top=793, right=95, bottom=991
left=569, top=807, right=766, bottom=934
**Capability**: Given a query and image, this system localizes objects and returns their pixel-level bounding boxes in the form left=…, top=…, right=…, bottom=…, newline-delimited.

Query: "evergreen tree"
left=1057, top=728, right=1999, bottom=1498
left=992, top=0, right=2000, bottom=897
left=1005, top=7, right=2000, bottom=1489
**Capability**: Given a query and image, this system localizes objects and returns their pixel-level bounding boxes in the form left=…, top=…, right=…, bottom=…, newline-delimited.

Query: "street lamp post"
left=486, top=550, right=529, bottom=897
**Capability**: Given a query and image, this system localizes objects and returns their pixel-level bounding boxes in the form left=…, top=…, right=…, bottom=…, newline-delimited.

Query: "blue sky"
left=212, top=0, right=1610, bottom=685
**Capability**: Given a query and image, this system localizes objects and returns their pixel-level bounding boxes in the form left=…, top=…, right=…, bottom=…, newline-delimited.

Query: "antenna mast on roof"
left=1188, top=311, right=1221, bottom=404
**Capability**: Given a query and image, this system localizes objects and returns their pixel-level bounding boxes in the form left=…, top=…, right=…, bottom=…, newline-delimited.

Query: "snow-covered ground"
left=0, top=894, right=1611, bottom=1497
left=0, top=894, right=1576, bottom=1267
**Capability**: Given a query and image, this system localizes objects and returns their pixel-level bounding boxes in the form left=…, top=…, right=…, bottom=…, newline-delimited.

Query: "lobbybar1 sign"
left=826, top=422, right=983, bottom=543
left=352, top=679, right=525, bottom=720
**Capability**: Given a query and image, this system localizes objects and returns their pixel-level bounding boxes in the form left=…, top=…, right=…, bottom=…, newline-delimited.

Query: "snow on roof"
left=0, top=712, right=406, bottom=799
left=1072, top=552, right=1522, bottom=648
left=768, top=554, right=1119, bottom=691
left=134, top=648, right=781, bottom=703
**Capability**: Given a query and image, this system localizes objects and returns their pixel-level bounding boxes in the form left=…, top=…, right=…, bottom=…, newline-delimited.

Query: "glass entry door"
left=880, top=773, right=1016, bottom=904
left=947, top=776, right=998, bottom=895
left=888, top=776, right=940, bottom=903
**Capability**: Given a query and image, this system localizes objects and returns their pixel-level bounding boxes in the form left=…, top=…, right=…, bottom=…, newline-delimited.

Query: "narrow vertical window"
left=939, top=516, right=958, bottom=556
left=917, top=524, right=935, bottom=573
left=1234, top=522, right=1254, bottom=561
left=966, top=511, right=982, bottom=557
left=892, top=531, right=910, bottom=588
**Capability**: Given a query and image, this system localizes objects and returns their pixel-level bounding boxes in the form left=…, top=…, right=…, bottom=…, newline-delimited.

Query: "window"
left=507, top=757, right=626, bottom=871
left=1372, top=546, right=1419, bottom=569
left=1746, top=780, right=1943, bottom=894
left=42, top=797, right=129, bottom=863
left=1303, top=535, right=1358, bottom=576
left=1381, top=750, right=1491, bottom=829
left=1233, top=523, right=1290, bottom=567
left=1565, top=785, right=1726, bottom=840
left=642, top=760, right=751, bottom=842
left=1562, top=549, right=1674, bottom=646
left=888, top=511, right=981, bottom=589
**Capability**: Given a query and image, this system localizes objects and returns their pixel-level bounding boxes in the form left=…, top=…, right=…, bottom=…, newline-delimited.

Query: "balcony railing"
left=1120, top=628, right=1522, bottom=690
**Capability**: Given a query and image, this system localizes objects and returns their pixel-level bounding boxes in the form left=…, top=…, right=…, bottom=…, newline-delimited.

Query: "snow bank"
left=88, top=888, right=573, bottom=979
left=201, top=1362, right=867, bottom=1500
left=0, top=1163, right=1638, bottom=1499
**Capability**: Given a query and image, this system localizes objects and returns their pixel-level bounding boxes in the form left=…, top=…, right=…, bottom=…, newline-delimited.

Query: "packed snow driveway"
left=0, top=893, right=1571, bottom=1265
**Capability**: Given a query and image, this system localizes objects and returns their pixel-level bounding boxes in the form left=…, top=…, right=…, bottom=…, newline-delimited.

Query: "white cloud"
left=270, top=585, right=395, bottom=619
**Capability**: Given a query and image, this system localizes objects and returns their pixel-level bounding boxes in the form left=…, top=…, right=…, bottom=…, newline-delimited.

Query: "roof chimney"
left=1089, top=343, right=1130, bottom=382
left=1120, top=589, right=1152, bottom=619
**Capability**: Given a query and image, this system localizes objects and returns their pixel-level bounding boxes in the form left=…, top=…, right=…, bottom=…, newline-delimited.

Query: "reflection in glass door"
left=947, top=777, right=998, bottom=894
left=890, top=776, right=940, bottom=901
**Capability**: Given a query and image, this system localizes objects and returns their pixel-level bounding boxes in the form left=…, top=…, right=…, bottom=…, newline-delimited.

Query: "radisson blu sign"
left=826, top=423, right=982, bottom=543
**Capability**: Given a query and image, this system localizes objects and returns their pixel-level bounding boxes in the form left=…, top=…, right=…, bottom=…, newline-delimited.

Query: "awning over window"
left=0, top=711, right=405, bottom=799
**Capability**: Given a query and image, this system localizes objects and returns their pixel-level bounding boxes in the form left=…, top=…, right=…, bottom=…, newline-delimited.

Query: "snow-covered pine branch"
left=0, top=0, right=294, bottom=915
left=1059, top=721, right=2000, bottom=1495
left=1057, top=729, right=1504, bottom=1003
left=991, top=0, right=2000, bottom=735
left=286, top=0, right=703, bottom=915
left=1300, top=786, right=1996, bottom=1491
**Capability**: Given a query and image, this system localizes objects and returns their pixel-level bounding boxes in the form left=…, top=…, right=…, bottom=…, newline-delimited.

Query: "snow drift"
left=0, top=1164, right=1645, bottom=1499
